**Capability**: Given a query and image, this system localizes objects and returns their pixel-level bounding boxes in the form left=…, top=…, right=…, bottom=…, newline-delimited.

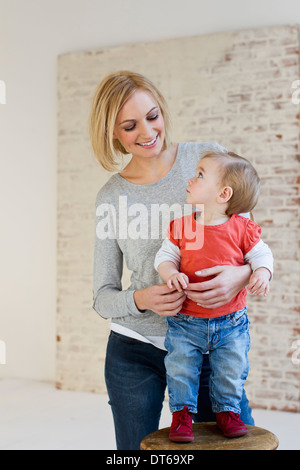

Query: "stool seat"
left=140, top=422, right=279, bottom=450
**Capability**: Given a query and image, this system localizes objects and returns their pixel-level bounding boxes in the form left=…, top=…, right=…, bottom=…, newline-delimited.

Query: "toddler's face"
left=186, top=157, right=223, bottom=207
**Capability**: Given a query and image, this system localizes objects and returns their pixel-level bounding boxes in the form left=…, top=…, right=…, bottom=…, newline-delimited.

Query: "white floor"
left=0, top=378, right=299, bottom=450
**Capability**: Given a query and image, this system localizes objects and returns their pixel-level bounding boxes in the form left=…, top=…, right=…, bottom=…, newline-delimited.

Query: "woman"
left=89, top=71, right=258, bottom=450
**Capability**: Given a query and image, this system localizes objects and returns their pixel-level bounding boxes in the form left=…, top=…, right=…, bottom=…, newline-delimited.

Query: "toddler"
left=154, top=151, right=273, bottom=441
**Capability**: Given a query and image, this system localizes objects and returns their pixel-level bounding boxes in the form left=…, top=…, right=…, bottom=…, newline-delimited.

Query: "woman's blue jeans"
left=105, top=329, right=254, bottom=450
left=165, top=308, right=250, bottom=415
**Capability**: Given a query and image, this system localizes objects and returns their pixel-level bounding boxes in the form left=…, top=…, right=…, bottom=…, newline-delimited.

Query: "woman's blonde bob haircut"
left=201, top=151, right=260, bottom=216
left=89, top=71, right=171, bottom=171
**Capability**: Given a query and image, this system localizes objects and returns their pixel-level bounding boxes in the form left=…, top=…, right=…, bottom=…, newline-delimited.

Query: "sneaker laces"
left=175, top=407, right=192, bottom=431
left=221, top=411, right=242, bottom=425
left=229, top=412, right=242, bottom=423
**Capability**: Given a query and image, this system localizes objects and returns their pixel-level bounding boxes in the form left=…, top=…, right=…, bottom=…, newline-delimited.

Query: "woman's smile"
left=137, top=134, right=159, bottom=148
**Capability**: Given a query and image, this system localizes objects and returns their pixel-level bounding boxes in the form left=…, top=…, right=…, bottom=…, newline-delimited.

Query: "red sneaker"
left=169, top=406, right=194, bottom=442
left=216, top=411, right=248, bottom=438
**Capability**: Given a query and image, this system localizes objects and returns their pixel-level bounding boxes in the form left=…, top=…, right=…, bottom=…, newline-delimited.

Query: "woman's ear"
left=217, top=186, right=233, bottom=204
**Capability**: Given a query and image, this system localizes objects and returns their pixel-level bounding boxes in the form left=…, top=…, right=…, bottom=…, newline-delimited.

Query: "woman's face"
left=113, top=89, right=165, bottom=159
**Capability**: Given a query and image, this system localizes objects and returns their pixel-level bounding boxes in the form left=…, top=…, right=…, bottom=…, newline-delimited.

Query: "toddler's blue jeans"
left=105, top=313, right=254, bottom=450
left=165, top=307, right=250, bottom=415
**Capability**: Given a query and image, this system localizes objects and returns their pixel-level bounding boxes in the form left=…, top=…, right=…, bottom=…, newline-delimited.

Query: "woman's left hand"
left=185, top=264, right=252, bottom=309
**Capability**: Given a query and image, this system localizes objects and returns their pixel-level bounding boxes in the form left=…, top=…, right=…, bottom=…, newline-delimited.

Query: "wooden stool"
left=140, top=423, right=279, bottom=450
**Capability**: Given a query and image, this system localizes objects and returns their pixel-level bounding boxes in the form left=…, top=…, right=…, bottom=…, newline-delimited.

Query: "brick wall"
left=57, top=24, right=300, bottom=412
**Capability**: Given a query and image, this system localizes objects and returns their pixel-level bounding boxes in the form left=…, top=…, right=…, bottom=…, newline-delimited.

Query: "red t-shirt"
left=167, top=213, right=261, bottom=318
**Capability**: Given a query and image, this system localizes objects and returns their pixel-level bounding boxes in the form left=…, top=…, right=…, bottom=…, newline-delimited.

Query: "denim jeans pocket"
left=166, top=313, right=185, bottom=326
left=229, top=307, right=249, bottom=327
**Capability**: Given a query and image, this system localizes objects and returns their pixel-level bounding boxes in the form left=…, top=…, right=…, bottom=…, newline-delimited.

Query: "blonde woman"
left=90, top=71, right=264, bottom=450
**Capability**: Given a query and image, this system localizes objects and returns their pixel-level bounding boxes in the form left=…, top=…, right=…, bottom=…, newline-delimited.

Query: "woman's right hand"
left=134, top=284, right=186, bottom=317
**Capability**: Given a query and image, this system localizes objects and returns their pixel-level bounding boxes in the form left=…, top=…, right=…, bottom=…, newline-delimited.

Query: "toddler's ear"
left=218, top=186, right=233, bottom=203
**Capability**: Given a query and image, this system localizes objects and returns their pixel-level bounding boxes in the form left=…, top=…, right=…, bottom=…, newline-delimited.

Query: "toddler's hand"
left=167, top=273, right=189, bottom=292
left=247, top=268, right=270, bottom=297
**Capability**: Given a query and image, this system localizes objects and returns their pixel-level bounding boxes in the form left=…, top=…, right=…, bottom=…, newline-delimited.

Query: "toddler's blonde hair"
left=201, top=151, right=260, bottom=216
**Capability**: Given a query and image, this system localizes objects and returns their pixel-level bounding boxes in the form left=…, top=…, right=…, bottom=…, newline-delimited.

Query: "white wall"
left=0, top=0, right=299, bottom=382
